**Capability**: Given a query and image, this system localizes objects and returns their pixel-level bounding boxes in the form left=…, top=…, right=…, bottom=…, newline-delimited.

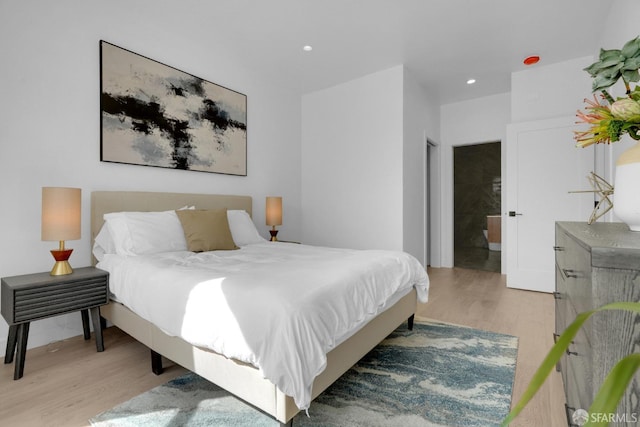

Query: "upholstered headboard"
left=90, top=191, right=253, bottom=264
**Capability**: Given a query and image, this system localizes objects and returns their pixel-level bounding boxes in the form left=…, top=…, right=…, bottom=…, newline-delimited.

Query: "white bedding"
left=97, top=242, right=429, bottom=410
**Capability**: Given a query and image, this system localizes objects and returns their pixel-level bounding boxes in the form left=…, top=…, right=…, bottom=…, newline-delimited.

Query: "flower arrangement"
left=575, top=36, right=640, bottom=147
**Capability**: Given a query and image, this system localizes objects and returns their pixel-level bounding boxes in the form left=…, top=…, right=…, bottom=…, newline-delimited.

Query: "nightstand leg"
left=89, top=307, right=104, bottom=352
left=81, top=309, right=91, bottom=340
left=14, top=322, right=30, bottom=380
left=4, top=325, right=18, bottom=364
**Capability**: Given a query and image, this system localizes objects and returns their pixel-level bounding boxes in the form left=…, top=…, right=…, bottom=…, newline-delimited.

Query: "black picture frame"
left=100, top=40, right=247, bottom=176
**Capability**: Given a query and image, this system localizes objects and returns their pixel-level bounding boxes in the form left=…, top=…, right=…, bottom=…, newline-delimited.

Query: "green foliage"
left=576, top=36, right=640, bottom=146
left=607, top=119, right=625, bottom=141
left=584, top=37, right=640, bottom=92
left=502, top=302, right=640, bottom=427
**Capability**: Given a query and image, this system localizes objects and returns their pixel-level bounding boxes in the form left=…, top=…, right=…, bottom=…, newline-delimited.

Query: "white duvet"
left=97, top=242, right=429, bottom=410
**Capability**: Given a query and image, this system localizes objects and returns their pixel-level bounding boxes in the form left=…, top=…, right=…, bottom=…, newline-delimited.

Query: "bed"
left=91, top=190, right=429, bottom=425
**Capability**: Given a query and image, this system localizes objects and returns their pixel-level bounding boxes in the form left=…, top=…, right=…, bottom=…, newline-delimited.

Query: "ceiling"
left=180, top=0, right=612, bottom=105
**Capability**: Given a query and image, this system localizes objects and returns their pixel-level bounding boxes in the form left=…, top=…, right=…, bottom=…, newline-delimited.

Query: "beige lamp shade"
left=265, top=196, right=282, bottom=226
left=41, top=187, right=81, bottom=241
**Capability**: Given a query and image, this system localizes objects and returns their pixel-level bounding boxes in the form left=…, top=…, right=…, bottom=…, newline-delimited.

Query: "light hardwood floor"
left=1, top=267, right=566, bottom=426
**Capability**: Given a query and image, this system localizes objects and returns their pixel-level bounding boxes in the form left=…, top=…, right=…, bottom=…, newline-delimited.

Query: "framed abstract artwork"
left=100, top=41, right=247, bottom=176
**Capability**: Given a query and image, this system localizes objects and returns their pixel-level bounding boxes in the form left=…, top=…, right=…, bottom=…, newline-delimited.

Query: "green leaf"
left=598, top=58, right=625, bottom=69
left=599, top=64, right=624, bottom=79
left=622, top=57, right=640, bottom=70
left=623, top=69, right=640, bottom=83
left=584, top=61, right=605, bottom=76
left=584, top=56, right=623, bottom=76
left=593, top=74, right=619, bottom=91
left=599, top=48, right=622, bottom=61
left=584, top=354, right=640, bottom=427
left=501, top=302, right=640, bottom=427
left=621, top=36, right=640, bottom=59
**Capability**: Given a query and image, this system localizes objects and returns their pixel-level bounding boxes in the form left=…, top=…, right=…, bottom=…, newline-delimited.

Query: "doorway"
left=453, top=141, right=501, bottom=272
left=424, top=138, right=439, bottom=268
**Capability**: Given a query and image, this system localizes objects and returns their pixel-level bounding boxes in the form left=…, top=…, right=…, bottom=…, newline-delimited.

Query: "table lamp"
left=266, top=196, right=282, bottom=241
left=41, top=187, right=81, bottom=275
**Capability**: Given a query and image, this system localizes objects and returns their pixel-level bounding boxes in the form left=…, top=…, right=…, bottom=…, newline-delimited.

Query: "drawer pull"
left=566, top=348, right=578, bottom=356
left=553, top=291, right=562, bottom=299
left=553, top=246, right=564, bottom=251
left=562, top=268, right=578, bottom=278
left=553, top=333, right=559, bottom=343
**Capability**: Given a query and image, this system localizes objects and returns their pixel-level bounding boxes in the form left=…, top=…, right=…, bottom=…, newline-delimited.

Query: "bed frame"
left=91, top=190, right=417, bottom=425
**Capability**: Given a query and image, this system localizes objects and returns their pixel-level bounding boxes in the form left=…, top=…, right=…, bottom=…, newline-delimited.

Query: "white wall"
left=512, top=56, right=614, bottom=200
left=0, top=1, right=301, bottom=350
left=439, top=93, right=511, bottom=269
left=511, top=57, right=594, bottom=123
left=301, top=65, right=440, bottom=263
left=402, top=68, right=440, bottom=266
left=301, top=66, right=405, bottom=251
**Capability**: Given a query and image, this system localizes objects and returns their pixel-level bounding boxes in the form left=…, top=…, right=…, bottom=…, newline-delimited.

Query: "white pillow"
left=227, top=210, right=266, bottom=246
left=103, top=210, right=189, bottom=256
left=92, top=223, right=116, bottom=261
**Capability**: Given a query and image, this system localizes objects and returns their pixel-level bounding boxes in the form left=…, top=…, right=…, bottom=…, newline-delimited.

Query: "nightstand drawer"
left=1, top=267, right=109, bottom=325
left=12, top=277, right=108, bottom=323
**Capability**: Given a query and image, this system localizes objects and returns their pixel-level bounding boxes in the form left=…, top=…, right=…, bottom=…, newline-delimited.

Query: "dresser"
left=555, top=222, right=640, bottom=425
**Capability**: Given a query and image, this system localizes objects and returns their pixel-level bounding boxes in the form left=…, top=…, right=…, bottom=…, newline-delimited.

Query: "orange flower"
left=574, top=95, right=618, bottom=148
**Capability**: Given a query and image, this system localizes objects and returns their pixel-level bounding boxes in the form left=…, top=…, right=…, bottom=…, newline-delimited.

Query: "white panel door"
left=506, top=117, right=594, bottom=293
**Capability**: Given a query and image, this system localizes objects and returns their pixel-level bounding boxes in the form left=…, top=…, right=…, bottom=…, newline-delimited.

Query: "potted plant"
left=574, top=36, right=640, bottom=230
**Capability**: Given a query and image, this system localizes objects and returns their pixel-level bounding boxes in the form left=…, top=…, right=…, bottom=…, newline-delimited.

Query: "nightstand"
left=1, top=266, right=109, bottom=379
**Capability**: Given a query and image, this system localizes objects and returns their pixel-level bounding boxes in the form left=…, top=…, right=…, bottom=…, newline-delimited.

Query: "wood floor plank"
left=0, top=327, right=187, bottom=427
left=0, top=266, right=565, bottom=426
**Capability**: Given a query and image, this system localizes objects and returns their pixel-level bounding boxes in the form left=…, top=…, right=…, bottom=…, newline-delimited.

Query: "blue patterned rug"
left=90, top=321, right=517, bottom=427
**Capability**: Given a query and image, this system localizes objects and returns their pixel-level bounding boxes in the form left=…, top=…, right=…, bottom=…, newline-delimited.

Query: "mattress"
left=97, top=241, right=429, bottom=409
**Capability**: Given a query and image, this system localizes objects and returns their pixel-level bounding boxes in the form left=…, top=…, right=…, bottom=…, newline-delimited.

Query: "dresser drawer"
left=566, top=323, right=593, bottom=407
left=555, top=226, right=593, bottom=317
left=554, top=226, right=572, bottom=274
left=555, top=264, right=569, bottom=332
left=557, top=297, right=593, bottom=400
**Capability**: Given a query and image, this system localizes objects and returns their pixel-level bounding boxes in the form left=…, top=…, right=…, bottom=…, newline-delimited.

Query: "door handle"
left=508, top=211, right=523, bottom=217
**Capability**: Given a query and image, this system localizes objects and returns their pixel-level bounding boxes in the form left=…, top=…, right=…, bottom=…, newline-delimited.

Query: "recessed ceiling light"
left=523, top=55, right=540, bottom=65
left=467, top=79, right=476, bottom=85
left=303, top=45, right=313, bottom=52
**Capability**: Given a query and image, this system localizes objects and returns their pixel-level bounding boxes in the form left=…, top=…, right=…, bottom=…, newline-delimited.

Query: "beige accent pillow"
left=175, top=209, right=239, bottom=252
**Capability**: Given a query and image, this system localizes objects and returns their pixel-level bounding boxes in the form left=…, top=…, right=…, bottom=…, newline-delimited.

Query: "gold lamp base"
left=50, top=241, right=74, bottom=276
left=50, top=260, right=73, bottom=276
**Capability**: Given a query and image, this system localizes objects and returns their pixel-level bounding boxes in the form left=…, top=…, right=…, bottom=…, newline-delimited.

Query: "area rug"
left=90, top=320, right=518, bottom=427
